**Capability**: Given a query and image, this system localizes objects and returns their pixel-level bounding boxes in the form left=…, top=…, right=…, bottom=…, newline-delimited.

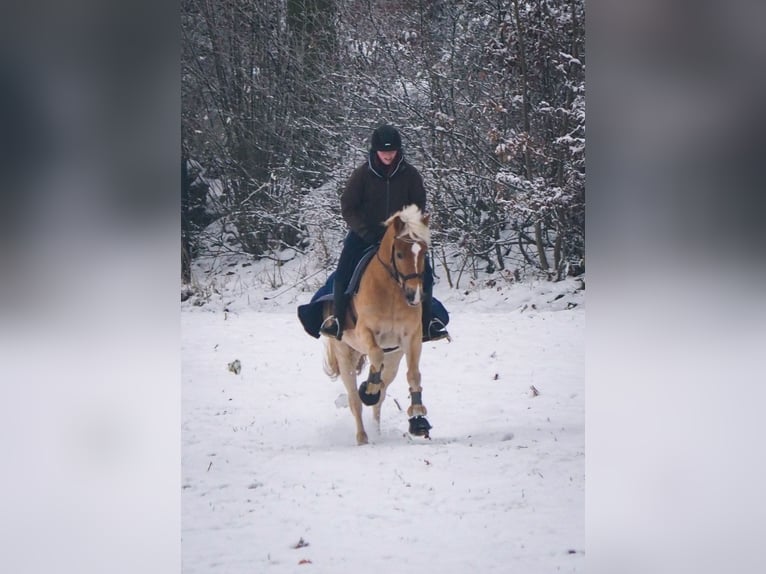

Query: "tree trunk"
left=534, top=220, right=549, bottom=271
left=181, top=153, right=192, bottom=284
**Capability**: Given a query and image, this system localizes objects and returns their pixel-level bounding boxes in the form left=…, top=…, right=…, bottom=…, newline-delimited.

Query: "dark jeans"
left=334, top=231, right=434, bottom=324
left=335, top=231, right=372, bottom=298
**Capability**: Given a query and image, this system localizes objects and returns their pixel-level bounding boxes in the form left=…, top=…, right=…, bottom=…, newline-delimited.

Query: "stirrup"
left=423, top=318, right=451, bottom=342
left=320, top=316, right=342, bottom=339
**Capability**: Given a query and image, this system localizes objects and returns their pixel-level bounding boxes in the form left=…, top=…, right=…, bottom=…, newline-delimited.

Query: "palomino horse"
left=323, top=205, right=433, bottom=445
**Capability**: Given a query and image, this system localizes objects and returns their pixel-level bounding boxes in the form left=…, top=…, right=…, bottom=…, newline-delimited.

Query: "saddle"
left=345, top=245, right=377, bottom=295
left=297, top=246, right=449, bottom=339
left=296, top=247, right=375, bottom=338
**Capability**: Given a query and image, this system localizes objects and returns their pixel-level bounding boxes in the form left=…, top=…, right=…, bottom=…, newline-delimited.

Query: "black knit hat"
left=370, top=124, right=402, bottom=151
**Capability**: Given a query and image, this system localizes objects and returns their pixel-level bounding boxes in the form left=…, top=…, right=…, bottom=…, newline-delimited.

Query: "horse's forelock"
left=386, top=205, right=430, bottom=245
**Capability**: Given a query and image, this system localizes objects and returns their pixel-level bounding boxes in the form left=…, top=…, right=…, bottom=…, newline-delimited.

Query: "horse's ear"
left=422, top=213, right=430, bottom=226
left=393, top=216, right=405, bottom=233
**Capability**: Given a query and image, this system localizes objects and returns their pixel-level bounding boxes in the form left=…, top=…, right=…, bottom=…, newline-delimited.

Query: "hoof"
left=408, top=416, right=432, bottom=438
left=358, top=381, right=380, bottom=406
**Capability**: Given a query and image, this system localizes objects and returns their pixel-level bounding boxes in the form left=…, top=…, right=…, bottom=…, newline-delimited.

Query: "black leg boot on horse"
left=407, top=391, right=432, bottom=438
left=358, top=368, right=382, bottom=406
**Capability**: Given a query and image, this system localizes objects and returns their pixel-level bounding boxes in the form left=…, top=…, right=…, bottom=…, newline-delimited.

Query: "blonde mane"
left=385, top=204, right=430, bottom=245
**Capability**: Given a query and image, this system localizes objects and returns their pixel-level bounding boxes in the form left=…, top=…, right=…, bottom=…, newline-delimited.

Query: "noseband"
left=376, top=237, right=425, bottom=289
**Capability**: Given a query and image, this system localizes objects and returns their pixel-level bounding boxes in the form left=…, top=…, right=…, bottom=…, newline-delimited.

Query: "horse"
left=323, top=204, right=433, bottom=445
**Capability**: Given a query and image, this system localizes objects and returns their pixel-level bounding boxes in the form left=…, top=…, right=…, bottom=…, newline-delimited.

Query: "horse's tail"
left=323, top=341, right=340, bottom=379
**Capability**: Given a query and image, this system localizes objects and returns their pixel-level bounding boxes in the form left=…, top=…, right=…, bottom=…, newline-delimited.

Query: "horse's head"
left=383, top=205, right=431, bottom=307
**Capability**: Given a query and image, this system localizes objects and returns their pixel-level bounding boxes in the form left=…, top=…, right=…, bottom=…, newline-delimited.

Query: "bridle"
left=376, top=235, right=425, bottom=289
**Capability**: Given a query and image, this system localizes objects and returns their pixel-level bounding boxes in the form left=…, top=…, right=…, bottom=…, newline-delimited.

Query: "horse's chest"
left=373, top=322, right=412, bottom=348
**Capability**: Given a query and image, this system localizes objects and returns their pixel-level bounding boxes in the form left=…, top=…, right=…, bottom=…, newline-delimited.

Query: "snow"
left=182, top=267, right=584, bottom=573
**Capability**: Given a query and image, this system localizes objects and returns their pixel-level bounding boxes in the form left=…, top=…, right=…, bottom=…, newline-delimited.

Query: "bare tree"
left=181, top=0, right=584, bottom=282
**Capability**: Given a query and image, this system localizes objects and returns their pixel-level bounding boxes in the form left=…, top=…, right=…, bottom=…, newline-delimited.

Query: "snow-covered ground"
left=182, top=264, right=584, bottom=573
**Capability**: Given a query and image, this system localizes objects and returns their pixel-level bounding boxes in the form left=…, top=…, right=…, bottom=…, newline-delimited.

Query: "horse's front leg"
left=358, top=330, right=385, bottom=406
left=372, top=352, right=402, bottom=434
left=405, top=337, right=432, bottom=438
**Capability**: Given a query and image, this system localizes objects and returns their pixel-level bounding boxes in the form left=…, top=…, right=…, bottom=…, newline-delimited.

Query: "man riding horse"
left=320, top=124, right=450, bottom=343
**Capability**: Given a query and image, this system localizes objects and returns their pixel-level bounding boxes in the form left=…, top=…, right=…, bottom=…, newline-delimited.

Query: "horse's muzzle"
left=405, top=286, right=422, bottom=306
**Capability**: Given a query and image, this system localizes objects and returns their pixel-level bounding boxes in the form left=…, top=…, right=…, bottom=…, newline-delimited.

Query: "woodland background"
left=181, top=0, right=584, bottom=288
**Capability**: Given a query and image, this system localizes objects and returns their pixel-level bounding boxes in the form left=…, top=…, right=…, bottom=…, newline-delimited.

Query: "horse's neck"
left=374, top=235, right=396, bottom=275
left=377, top=231, right=395, bottom=260
left=356, top=234, right=394, bottom=293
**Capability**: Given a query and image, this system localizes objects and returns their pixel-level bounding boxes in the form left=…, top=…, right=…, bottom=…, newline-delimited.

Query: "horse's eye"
left=396, top=252, right=403, bottom=260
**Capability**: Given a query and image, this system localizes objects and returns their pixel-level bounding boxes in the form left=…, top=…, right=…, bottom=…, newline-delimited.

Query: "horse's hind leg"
left=371, top=387, right=385, bottom=436
left=335, top=345, right=368, bottom=445
left=372, top=353, right=402, bottom=435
